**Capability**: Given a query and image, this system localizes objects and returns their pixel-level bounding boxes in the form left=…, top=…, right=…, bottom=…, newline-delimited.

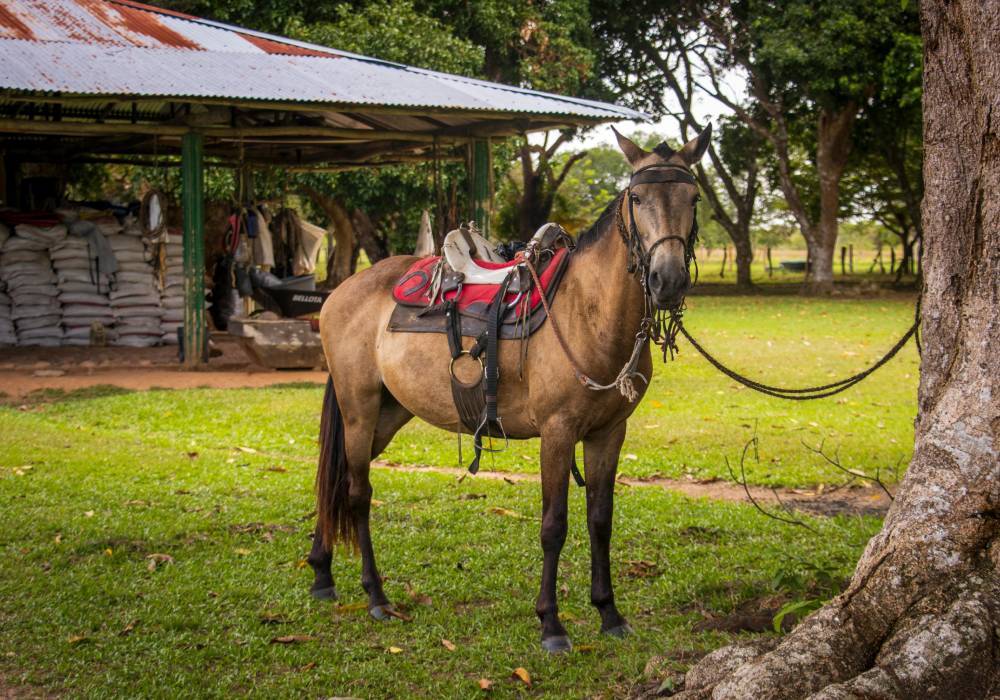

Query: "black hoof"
left=310, top=585, right=337, bottom=601
left=602, top=623, right=633, bottom=639
left=541, top=635, right=572, bottom=654
left=369, top=604, right=393, bottom=621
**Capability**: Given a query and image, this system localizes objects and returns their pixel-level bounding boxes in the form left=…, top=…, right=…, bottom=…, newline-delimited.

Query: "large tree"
left=670, top=2, right=1000, bottom=696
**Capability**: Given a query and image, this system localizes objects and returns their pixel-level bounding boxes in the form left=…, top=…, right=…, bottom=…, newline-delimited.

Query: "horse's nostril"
left=649, top=271, right=662, bottom=288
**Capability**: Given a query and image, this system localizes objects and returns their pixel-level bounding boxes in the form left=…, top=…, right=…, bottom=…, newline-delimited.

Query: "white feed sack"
left=108, top=235, right=161, bottom=347
left=51, top=225, right=116, bottom=346
left=159, top=239, right=185, bottom=344
left=0, top=224, right=65, bottom=346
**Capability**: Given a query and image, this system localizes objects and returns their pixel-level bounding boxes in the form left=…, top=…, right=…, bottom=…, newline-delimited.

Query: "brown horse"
left=308, top=126, right=711, bottom=652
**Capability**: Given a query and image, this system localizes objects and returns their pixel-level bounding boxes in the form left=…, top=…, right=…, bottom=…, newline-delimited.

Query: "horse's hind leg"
left=535, top=423, right=574, bottom=653
left=309, top=384, right=411, bottom=608
left=584, top=421, right=631, bottom=636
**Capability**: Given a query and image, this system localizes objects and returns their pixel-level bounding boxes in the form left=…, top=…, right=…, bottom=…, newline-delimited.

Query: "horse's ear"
left=679, top=123, right=712, bottom=165
left=611, top=125, right=648, bottom=166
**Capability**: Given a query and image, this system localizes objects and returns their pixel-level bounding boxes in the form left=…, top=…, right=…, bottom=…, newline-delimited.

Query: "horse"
left=307, top=125, right=711, bottom=652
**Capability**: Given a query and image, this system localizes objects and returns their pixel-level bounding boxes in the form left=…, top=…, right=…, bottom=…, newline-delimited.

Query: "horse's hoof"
left=602, top=623, right=633, bottom=639
left=310, top=585, right=337, bottom=601
left=369, top=604, right=392, bottom=621
left=541, top=635, right=573, bottom=654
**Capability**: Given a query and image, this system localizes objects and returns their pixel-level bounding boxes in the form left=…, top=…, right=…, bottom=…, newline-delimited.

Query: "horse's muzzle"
left=648, top=268, right=690, bottom=309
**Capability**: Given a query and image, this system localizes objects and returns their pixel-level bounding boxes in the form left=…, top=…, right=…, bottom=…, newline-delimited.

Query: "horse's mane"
left=575, top=192, right=624, bottom=251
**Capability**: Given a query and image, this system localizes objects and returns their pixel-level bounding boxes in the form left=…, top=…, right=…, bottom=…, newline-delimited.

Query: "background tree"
left=671, top=2, right=1000, bottom=695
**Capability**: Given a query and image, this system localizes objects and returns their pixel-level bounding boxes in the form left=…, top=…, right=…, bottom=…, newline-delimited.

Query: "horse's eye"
left=630, top=194, right=641, bottom=206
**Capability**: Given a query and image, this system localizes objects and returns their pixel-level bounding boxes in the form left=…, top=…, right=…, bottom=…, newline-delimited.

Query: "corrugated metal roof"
left=0, top=0, right=644, bottom=121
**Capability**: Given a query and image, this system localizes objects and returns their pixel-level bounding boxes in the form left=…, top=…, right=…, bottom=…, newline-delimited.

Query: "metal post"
left=181, top=132, right=206, bottom=368
left=470, top=139, right=490, bottom=236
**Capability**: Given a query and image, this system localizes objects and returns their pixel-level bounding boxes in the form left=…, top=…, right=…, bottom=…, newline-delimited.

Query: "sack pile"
left=107, top=235, right=161, bottom=347
left=0, top=224, right=13, bottom=346
left=0, top=224, right=65, bottom=346
left=157, top=236, right=185, bottom=345
left=51, top=221, right=117, bottom=346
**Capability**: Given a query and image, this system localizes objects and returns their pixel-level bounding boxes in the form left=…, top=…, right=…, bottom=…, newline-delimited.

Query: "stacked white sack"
left=158, top=236, right=184, bottom=344
left=108, top=234, right=161, bottom=347
left=0, top=223, right=13, bottom=345
left=52, top=219, right=118, bottom=346
left=1, top=224, right=65, bottom=346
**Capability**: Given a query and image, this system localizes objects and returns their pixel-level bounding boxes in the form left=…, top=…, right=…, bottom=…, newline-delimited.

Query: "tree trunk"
left=671, top=3, right=1000, bottom=697
left=302, top=187, right=356, bottom=290
left=733, top=228, right=754, bottom=288
left=803, top=104, right=858, bottom=293
left=351, top=209, right=390, bottom=264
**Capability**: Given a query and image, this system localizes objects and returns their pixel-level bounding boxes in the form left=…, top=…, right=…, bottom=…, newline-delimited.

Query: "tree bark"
left=804, top=103, right=858, bottom=293
left=671, top=2, right=1000, bottom=697
left=301, top=186, right=356, bottom=290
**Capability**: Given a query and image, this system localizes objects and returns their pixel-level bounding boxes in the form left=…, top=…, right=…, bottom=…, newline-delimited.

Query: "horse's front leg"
left=536, top=425, right=574, bottom=653
left=584, top=421, right=631, bottom=636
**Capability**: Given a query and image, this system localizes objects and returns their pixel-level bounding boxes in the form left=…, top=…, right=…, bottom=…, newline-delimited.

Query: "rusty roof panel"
left=0, top=0, right=644, bottom=121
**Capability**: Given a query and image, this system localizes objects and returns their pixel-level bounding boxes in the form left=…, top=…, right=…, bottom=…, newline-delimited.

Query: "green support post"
left=181, top=132, right=206, bottom=368
left=470, top=139, right=491, bottom=236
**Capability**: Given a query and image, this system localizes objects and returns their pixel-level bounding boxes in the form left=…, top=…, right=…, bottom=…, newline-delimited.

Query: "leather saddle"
left=389, top=223, right=573, bottom=340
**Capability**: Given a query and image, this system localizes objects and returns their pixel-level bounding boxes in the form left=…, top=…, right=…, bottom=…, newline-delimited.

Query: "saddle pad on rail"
left=388, top=247, right=570, bottom=339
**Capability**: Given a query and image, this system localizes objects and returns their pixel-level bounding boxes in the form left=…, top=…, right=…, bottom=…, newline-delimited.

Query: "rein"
left=528, top=161, right=921, bottom=403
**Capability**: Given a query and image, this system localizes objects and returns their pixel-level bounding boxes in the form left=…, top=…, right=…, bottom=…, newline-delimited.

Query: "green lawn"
left=5, top=295, right=919, bottom=489
left=0, top=411, right=878, bottom=699
left=0, top=292, right=916, bottom=697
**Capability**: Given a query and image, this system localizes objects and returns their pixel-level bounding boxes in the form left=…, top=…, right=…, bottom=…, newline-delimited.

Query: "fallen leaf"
left=124, top=499, right=150, bottom=507
left=459, top=493, right=487, bottom=500
left=650, top=399, right=664, bottom=408
left=511, top=667, right=532, bottom=687
left=441, top=638, right=456, bottom=651
left=478, top=678, right=493, bottom=691
left=383, top=607, right=413, bottom=622
left=259, top=612, right=287, bottom=625
left=624, top=453, right=638, bottom=461
left=234, top=548, right=252, bottom=556
left=487, top=507, right=531, bottom=520
left=53, top=533, right=62, bottom=544
left=370, top=499, right=385, bottom=507
left=119, top=620, right=138, bottom=637
left=186, top=452, right=199, bottom=459
left=103, top=548, right=113, bottom=556
left=623, top=560, right=659, bottom=578
left=270, top=635, right=317, bottom=644
left=265, top=465, right=287, bottom=473
left=575, top=644, right=596, bottom=653
left=174, top=489, right=192, bottom=495
left=295, top=558, right=308, bottom=569
left=83, top=510, right=94, bottom=518
left=334, top=602, right=367, bottom=614
left=235, top=446, right=257, bottom=454
left=146, top=553, right=174, bottom=571
left=298, top=662, right=316, bottom=672
left=67, top=635, right=89, bottom=645
left=387, top=646, right=403, bottom=654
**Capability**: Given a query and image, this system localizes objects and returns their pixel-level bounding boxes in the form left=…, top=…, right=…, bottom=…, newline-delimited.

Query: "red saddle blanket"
left=392, top=248, right=569, bottom=319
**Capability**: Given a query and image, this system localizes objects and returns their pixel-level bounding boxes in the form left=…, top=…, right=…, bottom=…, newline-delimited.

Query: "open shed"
left=0, top=0, right=642, bottom=366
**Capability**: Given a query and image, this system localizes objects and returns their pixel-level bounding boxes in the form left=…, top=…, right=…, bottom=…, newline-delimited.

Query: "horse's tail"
left=316, top=376, right=356, bottom=551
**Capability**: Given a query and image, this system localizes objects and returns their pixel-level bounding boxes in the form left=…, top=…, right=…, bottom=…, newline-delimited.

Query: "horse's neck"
left=564, top=217, right=647, bottom=357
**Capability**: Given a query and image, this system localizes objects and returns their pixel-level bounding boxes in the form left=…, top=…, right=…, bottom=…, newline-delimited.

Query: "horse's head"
left=612, top=125, right=711, bottom=309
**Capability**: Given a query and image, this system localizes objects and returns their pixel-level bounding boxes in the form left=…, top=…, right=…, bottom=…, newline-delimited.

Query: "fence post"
left=849, top=244, right=854, bottom=273
left=767, top=246, right=773, bottom=277
left=720, top=246, right=727, bottom=278
left=840, top=245, right=847, bottom=276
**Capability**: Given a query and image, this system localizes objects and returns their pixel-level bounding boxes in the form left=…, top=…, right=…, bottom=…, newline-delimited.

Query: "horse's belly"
left=376, top=327, right=539, bottom=438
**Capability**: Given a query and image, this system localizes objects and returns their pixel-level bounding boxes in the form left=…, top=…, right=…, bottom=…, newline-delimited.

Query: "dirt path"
left=374, top=460, right=894, bottom=518
left=0, top=367, right=325, bottom=400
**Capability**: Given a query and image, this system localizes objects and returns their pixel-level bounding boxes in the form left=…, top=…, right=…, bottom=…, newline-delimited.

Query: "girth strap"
left=469, top=270, right=514, bottom=474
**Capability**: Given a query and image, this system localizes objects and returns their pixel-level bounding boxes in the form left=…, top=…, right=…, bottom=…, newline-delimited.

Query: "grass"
left=3, top=295, right=918, bottom=489
left=0, top=408, right=880, bottom=699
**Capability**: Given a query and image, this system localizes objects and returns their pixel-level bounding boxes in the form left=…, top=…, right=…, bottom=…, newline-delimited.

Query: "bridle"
left=614, top=162, right=701, bottom=360
left=617, top=162, right=700, bottom=289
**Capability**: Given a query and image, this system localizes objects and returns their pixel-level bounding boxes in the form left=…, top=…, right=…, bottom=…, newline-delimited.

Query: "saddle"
left=389, top=223, right=576, bottom=476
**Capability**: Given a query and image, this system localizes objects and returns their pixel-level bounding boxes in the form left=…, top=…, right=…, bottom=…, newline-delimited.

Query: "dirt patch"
left=0, top=335, right=324, bottom=401
left=374, top=461, right=894, bottom=519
